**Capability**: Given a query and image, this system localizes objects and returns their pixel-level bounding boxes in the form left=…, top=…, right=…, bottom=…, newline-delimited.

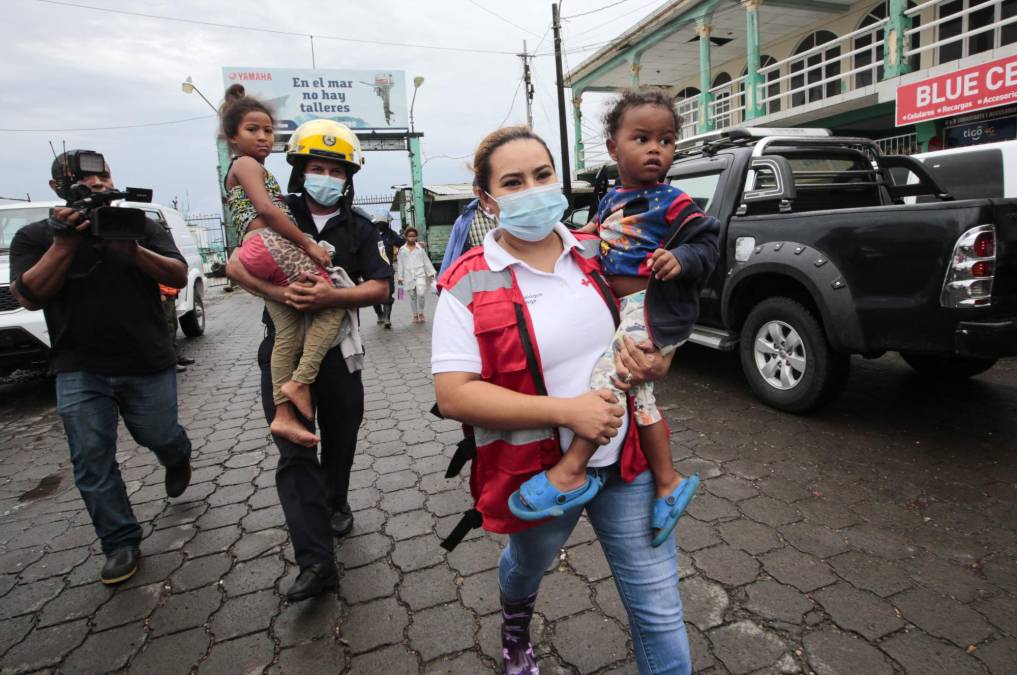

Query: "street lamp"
left=181, top=76, right=218, bottom=113
left=409, top=75, right=424, bottom=133
left=182, top=75, right=234, bottom=288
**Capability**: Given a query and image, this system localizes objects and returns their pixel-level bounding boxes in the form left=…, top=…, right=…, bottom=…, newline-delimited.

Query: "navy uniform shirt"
left=259, top=195, right=393, bottom=331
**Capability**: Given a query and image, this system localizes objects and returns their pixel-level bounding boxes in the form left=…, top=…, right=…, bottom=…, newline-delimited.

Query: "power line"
left=539, top=0, right=746, bottom=57
left=465, top=0, right=542, bottom=38
left=533, top=38, right=613, bottom=57
left=533, top=81, right=557, bottom=131
left=497, top=79, right=525, bottom=128
left=0, top=114, right=216, bottom=133
left=533, top=26, right=552, bottom=54
left=568, top=0, right=662, bottom=37
left=35, top=0, right=519, bottom=56
left=423, top=152, right=474, bottom=167
left=564, top=0, right=633, bottom=19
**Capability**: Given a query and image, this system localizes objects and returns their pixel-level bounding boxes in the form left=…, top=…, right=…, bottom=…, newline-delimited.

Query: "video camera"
left=51, top=150, right=154, bottom=240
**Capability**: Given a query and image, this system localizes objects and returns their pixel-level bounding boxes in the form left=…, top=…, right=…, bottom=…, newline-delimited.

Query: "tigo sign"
left=896, top=53, right=1017, bottom=126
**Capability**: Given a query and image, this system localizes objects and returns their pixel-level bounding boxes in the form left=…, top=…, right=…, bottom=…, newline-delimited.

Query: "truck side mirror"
left=564, top=206, right=591, bottom=230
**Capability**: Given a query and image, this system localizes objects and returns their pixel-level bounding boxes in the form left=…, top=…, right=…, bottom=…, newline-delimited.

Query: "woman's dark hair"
left=603, top=87, right=682, bottom=139
left=403, top=226, right=419, bottom=236
left=471, top=126, right=556, bottom=194
left=219, top=84, right=275, bottom=139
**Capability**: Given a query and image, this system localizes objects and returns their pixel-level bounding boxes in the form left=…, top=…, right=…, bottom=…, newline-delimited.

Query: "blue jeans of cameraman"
left=56, top=368, right=191, bottom=554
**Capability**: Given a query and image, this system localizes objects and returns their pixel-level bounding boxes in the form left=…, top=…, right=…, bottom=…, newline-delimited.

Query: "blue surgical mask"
left=491, top=183, right=568, bottom=242
left=304, top=174, right=345, bottom=207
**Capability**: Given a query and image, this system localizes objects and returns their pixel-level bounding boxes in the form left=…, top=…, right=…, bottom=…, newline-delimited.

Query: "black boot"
left=101, top=547, right=140, bottom=585
left=501, top=591, right=539, bottom=674
left=285, top=562, right=338, bottom=602
left=164, top=458, right=192, bottom=498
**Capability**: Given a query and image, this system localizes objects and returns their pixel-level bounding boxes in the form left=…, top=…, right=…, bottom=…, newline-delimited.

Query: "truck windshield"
left=788, top=157, right=867, bottom=183
left=783, top=152, right=882, bottom=211
left=0, top=206, right=48, bottom=252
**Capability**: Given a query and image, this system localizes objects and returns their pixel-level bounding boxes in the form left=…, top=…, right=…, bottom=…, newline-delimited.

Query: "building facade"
left=567, top=0, right=1017, bottom=163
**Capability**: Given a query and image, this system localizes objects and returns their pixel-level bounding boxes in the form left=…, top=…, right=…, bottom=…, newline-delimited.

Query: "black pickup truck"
left=582, top=128, right=1017, bottom=412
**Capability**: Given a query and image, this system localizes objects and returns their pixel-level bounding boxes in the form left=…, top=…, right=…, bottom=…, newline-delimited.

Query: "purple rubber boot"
left=501, top=591, right=539, bottom=674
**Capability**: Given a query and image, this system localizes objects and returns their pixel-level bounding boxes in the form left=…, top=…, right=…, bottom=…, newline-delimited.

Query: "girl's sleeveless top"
left=225, top=161, right=294, bottom=238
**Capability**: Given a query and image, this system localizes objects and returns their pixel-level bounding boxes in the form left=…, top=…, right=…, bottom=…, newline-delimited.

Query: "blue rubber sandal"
left=508, top=471, right=603, bottom=521
left=650, top=473, right=701, bottom=547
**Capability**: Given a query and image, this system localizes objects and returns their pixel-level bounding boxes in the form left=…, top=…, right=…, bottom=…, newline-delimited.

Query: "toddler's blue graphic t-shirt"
left=595, top=184, right=705, bottom=277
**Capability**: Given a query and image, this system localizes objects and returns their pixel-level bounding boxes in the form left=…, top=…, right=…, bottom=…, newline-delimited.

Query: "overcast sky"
left=1, top=0, right=662, bottom=218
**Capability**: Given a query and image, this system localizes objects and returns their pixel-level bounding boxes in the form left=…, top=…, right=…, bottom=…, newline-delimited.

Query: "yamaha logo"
left=323, top=135, right=336, bottom=146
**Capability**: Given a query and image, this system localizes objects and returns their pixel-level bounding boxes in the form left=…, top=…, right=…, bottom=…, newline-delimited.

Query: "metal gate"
left=185, top=213, right=230, bottom=287
left=353, top=193, right=395, bottom=209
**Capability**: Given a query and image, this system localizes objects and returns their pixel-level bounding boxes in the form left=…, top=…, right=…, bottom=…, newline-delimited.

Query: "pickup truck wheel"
left=179, top=284, right=205, bottom=337
left=900, top=353, right=997, bottom=379
left=739, top=297, right=849, bottom=413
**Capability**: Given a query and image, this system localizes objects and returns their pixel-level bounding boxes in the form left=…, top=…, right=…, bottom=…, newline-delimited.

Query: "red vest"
left=437, top=234, right=650, bottom=539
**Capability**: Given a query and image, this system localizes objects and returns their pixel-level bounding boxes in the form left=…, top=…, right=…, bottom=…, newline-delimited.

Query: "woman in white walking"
left=396, top=227, right=436, bottom=323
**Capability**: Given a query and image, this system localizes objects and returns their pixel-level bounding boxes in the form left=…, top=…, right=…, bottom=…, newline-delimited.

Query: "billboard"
left=896, top=53, right=1017, bottom=126
left=222, top=68, right=409, bottom=135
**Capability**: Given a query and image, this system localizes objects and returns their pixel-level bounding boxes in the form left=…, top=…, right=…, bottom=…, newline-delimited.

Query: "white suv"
left=0, top=201, right=206, bottom=375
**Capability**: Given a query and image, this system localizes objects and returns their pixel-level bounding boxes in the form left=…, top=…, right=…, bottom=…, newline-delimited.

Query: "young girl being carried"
left=220, top=84, right=340, bottom=447
left=509, top=87, right=721, bottom=546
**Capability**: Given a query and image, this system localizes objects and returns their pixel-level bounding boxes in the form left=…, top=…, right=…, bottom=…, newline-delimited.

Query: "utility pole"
left=552, top=3, right=573, bottom=205
left=518, top=41, right=535, bottom=129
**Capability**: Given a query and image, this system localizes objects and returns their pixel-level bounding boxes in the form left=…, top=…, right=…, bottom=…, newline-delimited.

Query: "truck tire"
left=739, top=297, right=849, bottom=413
left=900, top=352, right=996, bottom=379
left=179, top=282, right=205, bottom=338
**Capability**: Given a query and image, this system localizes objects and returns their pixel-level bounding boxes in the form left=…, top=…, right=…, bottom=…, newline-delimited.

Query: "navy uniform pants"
left=258, top=333, right=363, bottom=568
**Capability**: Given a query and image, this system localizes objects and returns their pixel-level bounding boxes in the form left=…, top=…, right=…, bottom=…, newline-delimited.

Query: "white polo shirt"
left=431, top=223, right=626, bottom=467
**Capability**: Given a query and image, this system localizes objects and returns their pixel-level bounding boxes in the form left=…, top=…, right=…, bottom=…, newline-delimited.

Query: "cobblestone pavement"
left=1, top=289, right=1015, bottom=674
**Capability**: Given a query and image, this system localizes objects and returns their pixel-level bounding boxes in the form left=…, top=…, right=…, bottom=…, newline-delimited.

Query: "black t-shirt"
left=262, top=196, right=393, bottom=331
left=9, top=218, right=186, bottom=375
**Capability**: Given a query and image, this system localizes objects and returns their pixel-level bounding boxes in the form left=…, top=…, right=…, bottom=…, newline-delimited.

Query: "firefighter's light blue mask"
left=304, top=174, right=345, bottom=207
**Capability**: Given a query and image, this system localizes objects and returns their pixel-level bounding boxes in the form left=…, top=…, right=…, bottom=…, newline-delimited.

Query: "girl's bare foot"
left=270, top=418, right=320, bottom=447
left=270, top=403, right=319, bottom=447
left=280, top=381, right=314, bottom=421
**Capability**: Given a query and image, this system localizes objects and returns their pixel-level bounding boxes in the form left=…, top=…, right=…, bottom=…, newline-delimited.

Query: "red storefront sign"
left=896, top=53, right=1017, bottom=126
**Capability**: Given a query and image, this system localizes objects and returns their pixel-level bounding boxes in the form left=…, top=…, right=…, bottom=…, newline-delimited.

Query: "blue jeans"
left=500, top=466, right=692, bottom=675
left=56, top=368, right=191, bottom=554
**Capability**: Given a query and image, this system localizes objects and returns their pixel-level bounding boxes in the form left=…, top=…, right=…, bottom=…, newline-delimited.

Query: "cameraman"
left=8, top=151, right=193, bottom=585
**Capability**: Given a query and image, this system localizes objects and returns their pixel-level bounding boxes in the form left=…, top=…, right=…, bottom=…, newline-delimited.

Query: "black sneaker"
left=285, top=562, right=337, bottom=602
left=101, top=547, right=139, bottom=585
left=165, top=459, right=191, bottom=498
left=177, top=356, right=195, bottom=366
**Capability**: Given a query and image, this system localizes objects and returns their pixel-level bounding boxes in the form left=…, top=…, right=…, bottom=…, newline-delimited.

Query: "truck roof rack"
left=677, top=126, right=834, bottom=158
